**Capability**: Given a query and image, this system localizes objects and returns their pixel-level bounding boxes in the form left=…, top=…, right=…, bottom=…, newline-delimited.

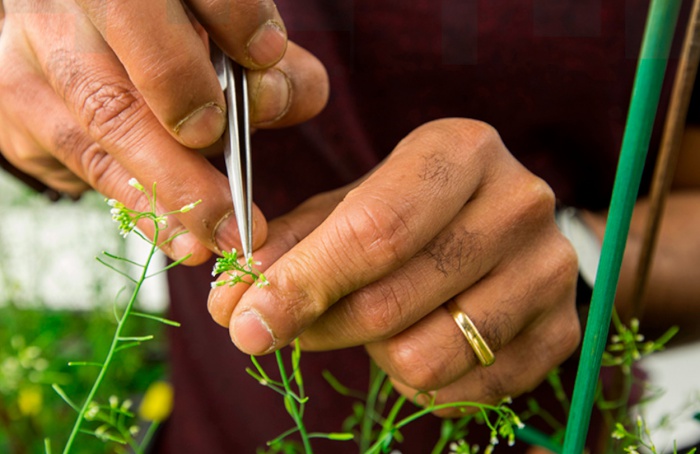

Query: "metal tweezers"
left=211, top=41, right=253, bottom=260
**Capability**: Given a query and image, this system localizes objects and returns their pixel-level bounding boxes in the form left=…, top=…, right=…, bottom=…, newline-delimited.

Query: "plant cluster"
left=46, top=180, right=199, bottom=454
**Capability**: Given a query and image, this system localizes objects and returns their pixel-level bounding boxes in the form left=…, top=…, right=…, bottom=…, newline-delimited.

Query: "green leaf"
left=146, top=254, right=192, bottom=279
left=67, top=361, right=104, bottom=367
left=52, top=384, right=80, bottom=412
left=653, top=325, right=679, bottom=349
left=102, top=251, right=144, bottom=268
left=131, top=311, right=181, bottom=327
left=80, top=428, right=127, bottom=444
left=117, top=335, right=154, bottom=342
left=96, top=256, right=138, bottom=283
left=322, top=370, right=353, bottom=396
left=114, top=341, right=142, bottom=353
left=307, top=432, right=354, bottom=441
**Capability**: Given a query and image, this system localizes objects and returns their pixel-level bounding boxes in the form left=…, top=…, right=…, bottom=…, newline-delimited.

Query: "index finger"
left=77, top=0, right=285, bottom=150
left=22, top=6, right=268, bottom=263
left=77, top=0, right=225, bottom=149
left=227, top=119, right=503, bottom=355
left=185, top=0, right=287, bottom=70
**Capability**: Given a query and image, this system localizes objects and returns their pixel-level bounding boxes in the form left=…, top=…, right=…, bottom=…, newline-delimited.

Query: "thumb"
left=207, top=186, right=347, bottom=327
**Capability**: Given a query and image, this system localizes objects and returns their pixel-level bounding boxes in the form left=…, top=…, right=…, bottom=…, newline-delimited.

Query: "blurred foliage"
left=0, top=302, right=168, bottom=454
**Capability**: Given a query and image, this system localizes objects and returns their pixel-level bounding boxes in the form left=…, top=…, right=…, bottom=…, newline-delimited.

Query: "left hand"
left=208, top=118, right=581, bottom=410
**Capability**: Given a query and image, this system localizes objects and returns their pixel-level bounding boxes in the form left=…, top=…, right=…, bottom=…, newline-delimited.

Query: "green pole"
left=562, top=1, right=682, bottom=452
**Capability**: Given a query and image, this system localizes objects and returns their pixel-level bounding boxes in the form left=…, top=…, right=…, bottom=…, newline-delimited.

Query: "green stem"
left=138, top=421, right=160, bottom=454
left=562, top=1, right=682, bottom=451
left=62, top=230, right=160, bottom=454
left=366, top=400, right=505, bottom=453
left=360, top=364, right=386, bottom=453
left=275, top=350, right=313, bottom=454
left=515, top=425, right=563, bottom=454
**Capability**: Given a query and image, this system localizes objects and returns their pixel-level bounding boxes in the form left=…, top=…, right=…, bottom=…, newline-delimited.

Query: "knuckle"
left=136, top=52, right=191, bottom=89
left=46, top=49, right=146, bottom=144
left=547, top=233, right=580, bottom=292
left=537, top=300, right=581, bottom=366
left=384, top=340, right=445, bottom=391
left=52, top=124, right=120, bottom=191
left=80, top=81, right=145, bottom=143
left=554, top=298, right=582, bottom=356
left=351, top=283, right=408, bottom=339
left=511, top=175, right=557, bottom=226
left=404, top=118, right=502, bottom=157
left=81, top=142, right=118, bottom=190
left=265, top=254, right=327, bottom=329
left=337, top=194, right=414, bottom=269
left=133, top=53, right=203, bottom=114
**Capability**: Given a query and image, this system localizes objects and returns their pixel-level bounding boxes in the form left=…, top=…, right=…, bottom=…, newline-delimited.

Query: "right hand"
left=0, top=0, right=328, bottom=264
left=209, top=119, right=580, bottom=413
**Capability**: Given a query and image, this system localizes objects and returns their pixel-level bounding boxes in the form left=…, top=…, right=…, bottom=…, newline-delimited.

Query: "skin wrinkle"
left=51, top=123, right=108, bottom=182
left=351, top=272, right=412, bottom=339
left=339, top=191, right=415, bottom=272
left=44, top=48, right=81, bottom=99
left=42, top=48, right=148, bottom=146
left=80, top=81, right=143, bottom=142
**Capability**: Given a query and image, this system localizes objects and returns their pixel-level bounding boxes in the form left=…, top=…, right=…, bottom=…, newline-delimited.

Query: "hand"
left=0, top=0, right=328, bottom=264
left=208, top=118, right=581, bottom=410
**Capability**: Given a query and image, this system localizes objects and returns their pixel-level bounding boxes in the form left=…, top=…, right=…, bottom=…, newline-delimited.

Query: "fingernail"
left=250, top=68, right=291, bottom=124
left=415, top=392, right=432, bottom=407
left=175, top=103, right=225, bottom=149
left=207, top=285, right=229, bottom=328
left=212, top=210, right=239, bottom=253
left=231, top=310, right=275, bottom=354
left=246, top=20, right=287, bottom=68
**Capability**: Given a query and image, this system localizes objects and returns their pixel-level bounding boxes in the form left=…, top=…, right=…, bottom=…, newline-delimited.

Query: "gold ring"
left=446, top=300, right=495, bottom=367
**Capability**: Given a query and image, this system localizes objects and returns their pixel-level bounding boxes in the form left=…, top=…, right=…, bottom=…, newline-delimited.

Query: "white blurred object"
left=0, top=171, right=168, bottom=312
left=640, top=342, right=700, bottom=452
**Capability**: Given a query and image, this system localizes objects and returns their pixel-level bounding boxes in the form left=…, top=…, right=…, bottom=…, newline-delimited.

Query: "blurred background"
left=0, top=171, right=170, bottom=453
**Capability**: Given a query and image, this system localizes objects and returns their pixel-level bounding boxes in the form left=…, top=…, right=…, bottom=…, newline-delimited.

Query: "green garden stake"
left=562, top=0, right=682, bottom=452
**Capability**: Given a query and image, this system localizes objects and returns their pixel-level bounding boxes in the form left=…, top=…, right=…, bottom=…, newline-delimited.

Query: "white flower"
left=128, top=178, right=145, bottom=191
left=85, top=404, right=99, bottom=420
left=94, top=424, right=109, bottom=440
left=180, top=202, right=197, bottom=213
left=512, top=414, right=525, bottom=429
left=121, top=399, right=133, bottom=411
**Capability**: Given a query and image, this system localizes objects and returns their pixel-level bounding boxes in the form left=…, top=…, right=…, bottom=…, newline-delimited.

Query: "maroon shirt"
left=158, top=1, right=687, bottom=452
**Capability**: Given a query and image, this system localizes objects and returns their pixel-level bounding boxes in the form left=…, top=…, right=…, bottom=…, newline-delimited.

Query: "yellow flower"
left=139, top=381, right=173, bottom=422
left=17, top=385, right=42, bottom=416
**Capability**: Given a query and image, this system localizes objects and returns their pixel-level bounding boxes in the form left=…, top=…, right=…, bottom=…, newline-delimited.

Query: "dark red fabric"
left=159, top=1, right=687, bottom=452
